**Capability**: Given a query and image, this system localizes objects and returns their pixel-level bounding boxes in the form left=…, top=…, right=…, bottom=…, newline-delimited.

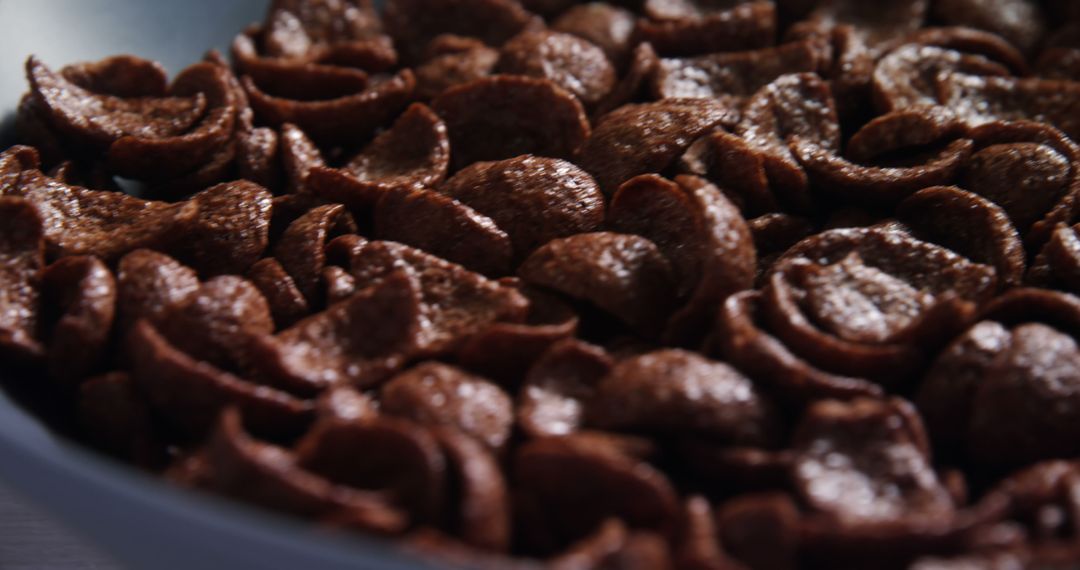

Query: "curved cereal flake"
left=243, top=70, right=416, bottom=144
left=431, top=427, right=511, bottom=552
left=845, top=106, right=964, bottom=163
left=374, top=187, right=513, bottom=277
left=232, top=30, right=372, bottom=101
left=674, top=496, right=738, bottom=570
left=968, top=322, right=1080, bottom=467
left=897, top=186, right=1025, bottom=289
left=546, top=519, right=627, bottom=569
left=713, top=291, right=885, bottom=403
left=128, top=320, right=314, bottom=439
left=0, top=145, right=39, bottom=193
left=592, top=42, right=659, bottom=118
left=296, top=416, right=447, bottom=523
left=518, top=232, right=677, bottom=337
left=4, top=169, right=199, bottom=262
left=438, top=155, right=604, bottom=260
left=1029, top=224, right=1080, bottom=292
left=342, top=102, right=450, bottom=190
left=304, top=165, right=385, bottom=212
left=967, top=460, right=1080, bottom=551
left=315, top=386, right=379, bottom=423
left=0, top=197, right=45, bottom=361
left=241, top=0, right=391, bottom=71
left=174, top=180, right=273, bottom=277
left=347, top=241, right=529, bottom=351
left=383, top=0, right=537, bottom=64
left=716, top=493, right=800, bottom=570
left=762, top=227, right=997, bottom=385
left=25, top=56, right=206, bottom=150
left=932, top=0, right=1046, bottom=54
left=248, top=271, right=421, bottom=395
left=802, top=0, right=928, bottom=53
left=106, top=62, right=238, bottom=181
left=236, top=126, right=282, bottom=190
left=888, top=26, right=1029, bottom=74
left=961, top=121, right=1080, bottom=244
left=793, top=398, right=953, bottom=524
left=915, top=320, right=1012, bottom=455
left=610, top=174, right=756, bottom=345
left=497, top=30, right=616, bottom=108
left=415, top=41, right=499, bottom=101
left=40, top=256, right=115, bottom=384
left=735, top=73, right=840, bottom=213
left=552, top=4, right=636, bottom=67
left=792, top=136, right=973, bottom=207
left=551, top=520, right=673, bottom=569
left=316, top=36, right=400, bottom=73
left=381, top=362, right=512, bottom=450
left=17, top=0, right=1080, bottom=562
left=979, top=287, right=1080, bottom=334
left=518, top=338, right=613, bottom=439
left=456, top=285, right=580, bottom=383
left=937, top=73, right=1080, bottom=140
left=157, top=276, right=273, bottom=373
left=273, top=203, right=352, bottom=304
left=634, top=1, right=776, bottom=57
left=678, top=129, right=778, bottom=216
left=60, top=55, right=168, bottom=97
left=115, top=250, right=200, bottom=333
left=747, top=212, right=816, bottom=281
left=587, top=349, right=781, bottom=446
left=15, top=95, right=68, bottom=167
left=432, top=76, right=590, bottom=170
left=651, top=40, right=825, bottom=101
left=147, top=139, right=238, bottom=199
left=321, top=265, right=356, bottom=306
left=872, top=44, right=1010, bottom=112
left=246, top=258, right=310, bottom=330
left=783, top=22, right=874, bottom=124
left=280, top=123, right=325, bottom=193
left=580, top=99, right=733, bottom=195
left=265, top=0, right=383, bottom=51
left=206, top=409, right=407, bottom=533
left=514, top=434, right=680, bottom=553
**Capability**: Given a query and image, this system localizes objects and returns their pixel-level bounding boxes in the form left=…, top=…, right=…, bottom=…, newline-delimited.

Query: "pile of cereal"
left=4, top=0, right=1080, bottom=567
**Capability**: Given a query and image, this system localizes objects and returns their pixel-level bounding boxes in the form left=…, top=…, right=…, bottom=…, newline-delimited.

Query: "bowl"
left=0, top=2, right=434, bottom=568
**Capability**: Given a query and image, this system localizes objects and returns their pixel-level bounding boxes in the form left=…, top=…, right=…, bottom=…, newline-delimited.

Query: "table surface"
left=0, top=483, right=120, bottom=570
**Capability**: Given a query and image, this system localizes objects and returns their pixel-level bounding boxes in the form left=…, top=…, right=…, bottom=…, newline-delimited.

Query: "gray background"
left=0, top=483, right=118, bottom=570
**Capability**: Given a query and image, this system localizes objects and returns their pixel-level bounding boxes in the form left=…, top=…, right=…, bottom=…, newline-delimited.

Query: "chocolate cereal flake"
left=11, top=0, right=1080, bottom=564
left=0, top=197, right=45, bottom=361
left=432, top=76, right=590, bottom=170
left=518, top=232, right=677, bottom=337
left=40, top=256, right=116, bottom=384
left=381, top=362, right=513, bottom=451
left=439, top=154, right=604, bottom=259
